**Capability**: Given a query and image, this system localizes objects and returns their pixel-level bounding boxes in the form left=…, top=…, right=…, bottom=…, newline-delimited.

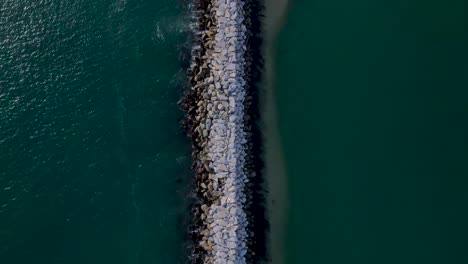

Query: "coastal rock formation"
left=181, top=0, right=265, bottom=263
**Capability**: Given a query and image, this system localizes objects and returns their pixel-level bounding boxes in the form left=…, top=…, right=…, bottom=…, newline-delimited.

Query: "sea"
left=275, top=0, right=467, bottom=264
left=1, top=0, right=192, bottom=263
left=1, top=0, right=467, bottom=264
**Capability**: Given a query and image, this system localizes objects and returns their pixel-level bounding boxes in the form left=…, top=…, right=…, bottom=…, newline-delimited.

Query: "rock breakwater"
left=181, top=0, right=265, bottom=263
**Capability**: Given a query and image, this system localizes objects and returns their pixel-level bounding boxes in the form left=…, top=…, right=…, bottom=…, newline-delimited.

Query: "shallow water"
left=262, top=0, right=289, bottom=262
left=0, top=0, right=191, bottom=263
left=275, top=0, right=468, bottom=263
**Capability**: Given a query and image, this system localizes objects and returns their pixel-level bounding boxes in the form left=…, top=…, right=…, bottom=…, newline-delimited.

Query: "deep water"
left=0, top=0, right=192, bottom=263
left=275, top=0, right=468, bottom=263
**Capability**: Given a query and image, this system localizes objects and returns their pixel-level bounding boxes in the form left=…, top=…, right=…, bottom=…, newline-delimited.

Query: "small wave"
left=152, top=16, right=190, bottom=43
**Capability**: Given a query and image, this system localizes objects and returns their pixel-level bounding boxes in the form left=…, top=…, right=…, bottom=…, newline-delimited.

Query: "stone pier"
left=181, top=0, right=263, bottom=263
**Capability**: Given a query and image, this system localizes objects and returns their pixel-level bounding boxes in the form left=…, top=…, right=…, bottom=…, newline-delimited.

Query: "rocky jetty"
left=180, top=0, right=265, bottom=263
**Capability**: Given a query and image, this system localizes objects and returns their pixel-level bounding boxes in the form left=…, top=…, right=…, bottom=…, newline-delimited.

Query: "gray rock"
left=226, top=242, right=237, bottom=249
left=214, top=259, right=227, bottom=264
left=218, top=164, right=228, bottom=172
left=216, top=209, right=228, bottom=218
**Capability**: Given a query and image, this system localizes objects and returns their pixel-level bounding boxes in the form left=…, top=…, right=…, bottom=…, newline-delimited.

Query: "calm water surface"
left=276, top=0, right=467, bottom=263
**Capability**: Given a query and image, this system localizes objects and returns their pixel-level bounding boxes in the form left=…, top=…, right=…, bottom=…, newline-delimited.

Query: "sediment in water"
left=180, top=0, right=266, bottom=263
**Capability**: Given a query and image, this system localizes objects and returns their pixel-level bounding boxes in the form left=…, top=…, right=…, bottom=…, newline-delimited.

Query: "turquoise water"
left=0, top=0, right=191, bottom=263
left=276, top=0, right=467, bottom=263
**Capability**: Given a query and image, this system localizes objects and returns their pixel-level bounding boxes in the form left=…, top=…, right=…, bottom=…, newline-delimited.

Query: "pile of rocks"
left=181, top=0, right=260, bottom=263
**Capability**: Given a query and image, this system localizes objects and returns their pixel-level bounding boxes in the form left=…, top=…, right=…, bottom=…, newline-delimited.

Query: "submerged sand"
left=261, top=0, right=289, bottom=263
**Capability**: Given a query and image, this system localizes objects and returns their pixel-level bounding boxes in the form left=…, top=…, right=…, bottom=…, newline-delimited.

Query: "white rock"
left=227, top=242, right=237, bottom=249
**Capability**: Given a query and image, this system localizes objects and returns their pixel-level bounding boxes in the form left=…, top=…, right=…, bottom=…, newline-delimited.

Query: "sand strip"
left=261, top=0, right=289, bottom=263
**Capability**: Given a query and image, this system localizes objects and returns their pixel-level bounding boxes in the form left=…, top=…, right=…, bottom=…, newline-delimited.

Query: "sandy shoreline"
left=261, top=0, right=289, bottom=263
